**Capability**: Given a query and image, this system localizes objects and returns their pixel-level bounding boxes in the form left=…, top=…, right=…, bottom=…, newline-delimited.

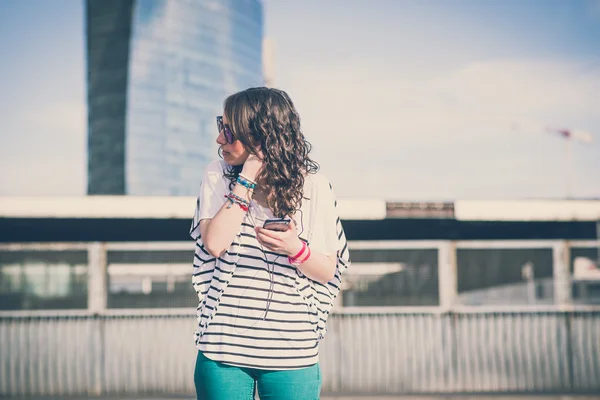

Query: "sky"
left=0, top=0, right=599, bottom=201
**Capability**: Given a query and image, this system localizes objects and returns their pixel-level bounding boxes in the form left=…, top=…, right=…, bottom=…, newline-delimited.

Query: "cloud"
left=438, top=59, right=600, bottom=122
left=281, top=57, right=600, bottom=199
left=292, top=57, right=599, bottom=142
left=0, top=101, right=86, bottom=195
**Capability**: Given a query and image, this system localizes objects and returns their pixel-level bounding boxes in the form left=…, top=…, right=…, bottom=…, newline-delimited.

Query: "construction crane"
left=512, top=122, right=598, bottom=269
left=543, top=126, right=594, bottom=199
left=511, top=121, right=594, bottom=199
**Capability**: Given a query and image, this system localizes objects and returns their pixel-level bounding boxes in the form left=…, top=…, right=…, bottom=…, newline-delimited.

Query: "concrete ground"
left=320, top=397, right=599, bottom=400
left=322, top=397, right=600, bottom=400
left=6, top=396, right=600, bottom=400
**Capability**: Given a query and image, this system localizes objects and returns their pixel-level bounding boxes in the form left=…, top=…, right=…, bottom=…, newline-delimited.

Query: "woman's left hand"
left=255, top=220, right=304, bottom=256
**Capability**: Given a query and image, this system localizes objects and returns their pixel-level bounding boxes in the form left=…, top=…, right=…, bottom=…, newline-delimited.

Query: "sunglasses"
left=216, top=116, right=235, bottom=144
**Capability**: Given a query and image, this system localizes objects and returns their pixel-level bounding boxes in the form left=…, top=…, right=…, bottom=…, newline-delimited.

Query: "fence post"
left=438, top=241, right=458, bottom=309
left=553, top=241, right=574, bottom=391
left=88, top=242, right=107, bottom=395
left=88, top=242, right=108, bottom=313
left=438, top=241, right=458, bottom=391
left=552, top=241, right=572, bottom=307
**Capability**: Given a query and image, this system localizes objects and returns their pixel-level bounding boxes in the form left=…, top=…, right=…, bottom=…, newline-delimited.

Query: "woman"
left=189, top=87, right=350, bottom=400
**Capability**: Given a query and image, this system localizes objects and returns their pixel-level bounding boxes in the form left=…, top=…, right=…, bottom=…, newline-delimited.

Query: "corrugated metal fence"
left=1, top=308, right=599, bottom=396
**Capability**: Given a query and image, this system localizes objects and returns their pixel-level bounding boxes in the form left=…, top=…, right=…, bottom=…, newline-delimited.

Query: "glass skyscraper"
left=86, top=0, right=264, bottom=195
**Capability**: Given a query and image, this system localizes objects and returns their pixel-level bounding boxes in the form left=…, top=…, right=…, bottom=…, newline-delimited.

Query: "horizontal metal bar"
left=0, top=242, right=91, bottom=251
left=0, top=240, right=444, bottom=252
left=569, top=240, right=600, bottom=248
left=347, top=240, right=445, bottom=250
left=335, top=305, right=600, bottom=315
left=455, top=240, right=561, bottom=249
left=102, top=307, right=195, bottom=316
left=1, top=239, right=597, bottom=252
left=0, top=307, right=195, bottom=318
left=104, top=241, right=195, bottom=251
left=444, top=305, right=600, bottom=313
left=0, top=309, right=93, bottom=318
left=3, top=305, right=600, bottom=319
left=334, top=306, right=445, bottom=315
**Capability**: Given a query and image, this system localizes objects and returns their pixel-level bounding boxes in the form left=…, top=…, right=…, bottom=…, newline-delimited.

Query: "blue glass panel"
left=125, top=0, right=263, bottom=195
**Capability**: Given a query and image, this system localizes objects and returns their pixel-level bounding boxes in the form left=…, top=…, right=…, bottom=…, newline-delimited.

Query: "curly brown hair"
left=220, top=87, right=319, bottom=218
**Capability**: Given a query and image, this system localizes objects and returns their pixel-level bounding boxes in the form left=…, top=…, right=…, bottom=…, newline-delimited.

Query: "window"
left=0, top=251, right=87, bottom=310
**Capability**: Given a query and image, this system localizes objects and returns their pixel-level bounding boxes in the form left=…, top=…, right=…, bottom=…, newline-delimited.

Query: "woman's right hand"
left=242, top=152, right=264, bottom=181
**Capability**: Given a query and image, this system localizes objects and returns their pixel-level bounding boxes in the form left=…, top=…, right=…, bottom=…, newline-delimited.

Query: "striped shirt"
left=189, top=159, right=350, bottom=370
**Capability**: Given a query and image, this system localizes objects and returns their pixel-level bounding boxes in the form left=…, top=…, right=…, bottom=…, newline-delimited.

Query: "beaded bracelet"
left=238, top=173, right=257, bottom=184
left=227, top=191, right=250, bottom=206
left=236, top=175, right=256, bottom=190
left=224, top=192, right=249, bottom=212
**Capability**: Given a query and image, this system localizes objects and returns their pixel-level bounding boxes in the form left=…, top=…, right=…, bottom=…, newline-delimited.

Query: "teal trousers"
left=194, top=351, right=322, bottom=400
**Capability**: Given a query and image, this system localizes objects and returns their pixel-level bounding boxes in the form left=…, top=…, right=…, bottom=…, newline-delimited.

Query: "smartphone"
left=263, top=218, right=291, bottom=232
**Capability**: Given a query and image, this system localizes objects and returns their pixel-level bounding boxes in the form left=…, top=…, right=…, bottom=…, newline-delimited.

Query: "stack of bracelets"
left=227, top=173, right=310, bottom=265
left=288, top=241, right=311, bottom=265
left=224, top=174, right=257, bottom=212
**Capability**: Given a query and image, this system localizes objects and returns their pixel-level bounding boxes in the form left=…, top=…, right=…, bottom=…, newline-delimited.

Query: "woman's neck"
left=251, top=185, right=269, bottom=208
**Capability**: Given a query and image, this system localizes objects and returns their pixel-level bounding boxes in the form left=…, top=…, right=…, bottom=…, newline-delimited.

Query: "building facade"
left=1, top=197, right=599, bottom=310
left=86, top=0, right=264, bottom=195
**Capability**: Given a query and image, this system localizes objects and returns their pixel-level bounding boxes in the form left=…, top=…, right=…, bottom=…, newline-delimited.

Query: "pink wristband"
left=297, top=246, right=311, bottom=264
left=289, top=244, right=311, bottom=265
left=289, top=241, right=307, bottom=260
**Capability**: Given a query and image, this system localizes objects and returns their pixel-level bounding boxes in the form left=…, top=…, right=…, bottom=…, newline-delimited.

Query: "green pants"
left=194, top=351, right=322, bottom=400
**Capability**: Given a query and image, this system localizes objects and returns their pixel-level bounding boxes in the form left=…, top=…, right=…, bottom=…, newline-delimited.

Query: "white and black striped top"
left=189, top=160, right=350, bottom=370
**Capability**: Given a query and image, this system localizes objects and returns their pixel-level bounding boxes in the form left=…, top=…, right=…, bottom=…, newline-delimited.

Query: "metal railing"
left=3, top=239, right=599, bottom=311
left=322, top=307, right=600, bottom=395
left=1, top=239, right=599, bottom=396
left=1, top=307, right=599, bottom=396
